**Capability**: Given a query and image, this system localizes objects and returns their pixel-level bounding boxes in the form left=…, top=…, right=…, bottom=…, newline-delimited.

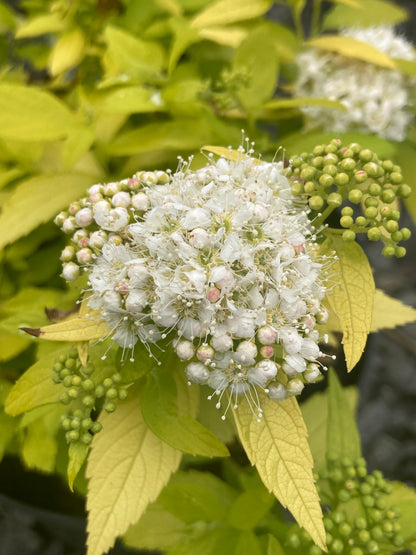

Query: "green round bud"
left=95, top=385, right=105, bottom=398
left=354, top=170, right=367, bottom=183
left=291, top=157, right=302, bottom=168
left=83, top=363, right=95, bottom=375
left=68, top=346, right=78, bottom=359
left=323, top=164, right=337, bottom=177
left=300, top=167, right=316, bottom=180
left=382, top=521, right=393, bottom=534
left=363, top=495, right=375, bottom=508
left=309, top=196, right=325, bottom=211
left=341, top=158, right=356, bottom=171
left=313, top=145, right=325, bottom=156
left=338, top=522, right=352, bottom=537
left=82, top=395, right=95, bottom=407
left=380, top=206, right=391, bottom=218
left=71, top=375, right=81, bottom=387
left=118, top=388, right=128, bottom=401
left=331, top=539, right=343, bottom=554
left=106, top=387, right=118, bottom=400
left=360, top=483, right=372, bottom=495
left=328, top=193, right=343, bottom=206
left=385, top=220, right=399, bottom=233
left=68, top=388, right=79, bottom=399
left=381, top=189, right=395, bottom=203
left=382, top=246, right=395, bottom=258
left=348, top=189, right=363, bottom=203
left=382, top=160, right=394, bottom=171
left=291, top=182, right=304, bottom=196
left=312, top=156, right=324, bottom=168
left=287, top=533, right=301, bottom=548
left=104, top=401, right=116, bottom=413
left=52, top=374, right=62, bottom=384
left=391, top=231, right=403, bottom=242
left=112, top=373, right=122, bottom=383
left=358, top=530, right=370, bottom=543
left=368, top=183, right=382, bottom=196
left=367, top=228, right=381, bottom=241
left=397, top=184, right=411, bottom=198
left=91, top=421, right=103, bottom=434
left=356, top=456, right=367, bottom=468
left=70, top=417, right=80, bottom=429
left=319, top=174, right=334, bottom=187
left=355, top=517, right=367, bottom=529
left=67, top=430, right=79, bottom=442
left=82, top=378, right=95, bottom=392
left=304, top=181, right=315, bottom=194
left=103, top=377, right=113, bottom=389
left=392, top=534, right=404, bottom=547
left=400, top=227, right=411, bottom=241
left=395, top=246, right=406, bottom=258
left=309, top=546, right=322, bottom=555
left=359, top=149, right=373, bottom=162
left=332, top=511, right=345, bottom=524
left=81, top=433, right=92, bottom=445
left=342, top=230, right=356, bottom=242
left=390, top=209, right=400, bottom=221
left=365, top=197, right=379, bottom=207
left=65, top=358, right=76, bottom=370
left=73, top=409, right=84, bottom=419
left=340, top=215, right=353, bottom=228
left=363, top=162, right=378, bottom=177
left=350, top=549, right=363, bottom=555
left=324, top=152, right=338, bottom=164
left=53, top=362, right=64, bottom=372
left=58, top=354, right=67, bottom=364
left=81, top=417, right=93, bottom=429
left=371, top=526, right=384, bottom=541
left=366, top=540, right=380, bottom=553
left=390, top=172, right=403, bottom=184
left=364, top=207, right=378, bottom=220
left=324, top=518, right=334, bottom=531
left=338, top=489, right=350, bottom=502
left=59, top=368, right=71, bottom=379
left=325, top=142, right=339, bottom=154
left=63, top=376, right=73, bottom=388
left=382, top=482, right=393, bottom=494
left=61, top=417, right=71, bottom=430
left=341, top=206, right=354, bottom=216
left=335, top=172, right=349, bottom=186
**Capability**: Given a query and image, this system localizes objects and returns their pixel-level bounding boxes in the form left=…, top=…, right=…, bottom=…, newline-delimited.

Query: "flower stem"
left=313, top=204, right=336, bottom=229
left=311, top=0, right=322, bottom=37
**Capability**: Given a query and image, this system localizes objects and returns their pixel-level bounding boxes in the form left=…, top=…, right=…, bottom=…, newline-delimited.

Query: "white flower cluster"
left=295, top=26, right=415, bottom=141
left=56, top=150, right=332, bottom=419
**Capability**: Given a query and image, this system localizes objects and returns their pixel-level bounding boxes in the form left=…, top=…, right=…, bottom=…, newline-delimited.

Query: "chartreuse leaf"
left=0, top=173, right=96, bottom=249
left=94, top=86, right=165, bottom=115
left=5, top=346, right=68, bottom=416
left=371, top=289, right=416, bottom=332
left=198, top=26, right=246, bottom=48
left=190, top=0, right=271, bottom=28
left=328, top=0, right=361, bottom=7
left=15, top=13, right=66, bottom=38
left=68, top=442, right=89, bottom=491
left=323, top=0, right=408, bottom=29
left=321, top=236, right=375, bottom=372
left=264, top=97, right=347, bottom=112
left=228, top=488, right=274, bottom=530
left=267, top=534, right=286, bottom=555
left=201, top=145, right=262, bottom=164
left=0, top=84, right=81, bottom=142
left=168, top=525, right=239, bottom=555
left=0, top=330, right=30, bottom=361
left=327, top=370, right=361, bottom=461
left=86, top=395, right=182, bottom=555
left=141, top=363, right=229, bottom=457
left=49, top=28, right=86, bottom=76
left=232, top=394, right=326, bottom=551
left=235, top=530, right=262, bottom=555
left=0, top=380, right=18, bottom=461
left=168, top=16, right=201, bottom=73
left=307, top=35, right=396, bottom=69
left=384, top=482, right=416, bottom=540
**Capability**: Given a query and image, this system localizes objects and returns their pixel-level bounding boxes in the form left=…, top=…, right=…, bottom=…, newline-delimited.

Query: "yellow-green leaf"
left=22, top=309, right=109, bottom=343
left=321, top=236, right=375, bottom=372
left=328, top=0, right=361, bottom=7
left=232, top=395, right=326, bottom=551
left=77, top=341, right=89, bottom=367
left=94, top=86, right=165, bottom=115
left=86, top=395, right=182, bottom=555
left=307, top=35, right=396, bottom=69
left=0, top=329, right=30, bottom=361
left=190, top=0, right=271, bottom=29
left=68, top=442, right=89, bottom=491
left=264, top=97, right=347, bottom=112
left=323, top=0, right=408, bottom=29
left=198, top=26, right=246, bottom=48
left=5, top=346, right=68, bottom=416
left=371, top=289, right=416, bottom=332
left=49, top=28, right=86, bottom=76
left=15, top=13, right=66, bottom=38
left=0, top=173, right=95, bottom=249
left=202, top=145, right=262, bottom=164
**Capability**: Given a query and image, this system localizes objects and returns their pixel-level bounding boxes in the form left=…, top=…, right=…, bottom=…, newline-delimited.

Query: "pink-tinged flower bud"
left=89, top=192, right=103, bottom=203
left=197, top=344, right=214, bottom=362
left=125, top=290, right=147, bottom=312
left=256, top=359, right=278, bottom=380
left=73, top=229, right=88, bottom=243
left=206, top=287, right=221, bottom=303
left=68, top=202, right=80, bottom=215
left=112, top=191, right=131, bottom=208
left=186, top=362, right=209, bottom=384
left=103, top=182, right=120, bottom=196
left=62, top=262, right=79, bottom=281
left=60, top=245, right=75, bottom=262
left=131, top=192, right=150, bottom=211
left=115, top=280, right=129, bottom=295
left=211, top=334, right=233, bottom=352
left=257, top=326, right=277, bottom=345
left=294, top=244, right=305, bottom=254
left=316, top=306, right=329, bottom=324
left=62, top=217, right=76, bottom=234
left=268, top=384, right=287, bottom=400
left=260, top=345, right=274, bottom=358
left=304, top=363, right=321, bottom=383
left=79, top=236, right=90, bottom=248
left=175, top=340, right=194, bottom=360
left=75, top=207, right=93, bottom=227
left=127, top=177, right=140, bottom=190
left=302, top=314, right=316, bottom=330
left=89, top=230, right=107, bottom=249
left=287, top=378, right=304, bottom=396
left=189, top=228, right=210, bottom=249
left=76, top=248, right=92, bottom=265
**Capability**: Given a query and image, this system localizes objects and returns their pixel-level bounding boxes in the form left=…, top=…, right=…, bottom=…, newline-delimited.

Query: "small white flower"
left=62, top=262, right=79, bottom=281
left=75, top=207, right=93, bottom=227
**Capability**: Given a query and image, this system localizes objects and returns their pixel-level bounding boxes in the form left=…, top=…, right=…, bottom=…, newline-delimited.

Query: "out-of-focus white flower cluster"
left=295, top=26, right=415, bottom=141
left=55, top=149, right=333, bottom=419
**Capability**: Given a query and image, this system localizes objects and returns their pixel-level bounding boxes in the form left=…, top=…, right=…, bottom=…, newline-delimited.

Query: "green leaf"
left=198, top=25, right=246, bottom=48
left=267, top=534, right=286, bottom=555
left=0, top=2, right=17, bottom=31
left=68, top=442, right=89, bottom=491
left=15, top=13, right=66, bottom=38
left=323, top=0, right=408, bottom=29
left=235, top=530, right=262, bottom=555
left=307, top=35, right=396, bottom=69
left=390, top=142, right=416, bottom=226
left=264, top=97, right=347, bottom=112
left=190, top=0, right=271, bottom=28
left=5, top=346, right=68, bottom=416
left=94, top=86, right=166, bottom=115
left=233, top=27, right=279, bottom=112
left=124, top=502, right=188, bottom=551
left=228, top=488, right=274, bottom=530
left=392, top=57, right=416, bottom=77
left=327, top=370, right=361, bottom=461
left=49, top=28, right=85, bottom=76
left=384, top=482, right=416, bottom=539
left=321, top=236, right=375, bottom=372
left=141, top=364, right=229, bottom=457
left=159, top=470, right=237, bottom=523
left=168, top=16, right=201, bottom=73
left=197, top=389, right=236, bottom=444
left=371, top=289, right=416, bottom=332
left=0, top=330, right=30, bottom=361
left=168, top=525, right=239, bottom=555
left=86, top=395, right=182, bottom=555
left=0, top=173, right=96, bottom=249
left=232, top=394, right=326, bottom=551
left=0, top=84, right=81, bottom=142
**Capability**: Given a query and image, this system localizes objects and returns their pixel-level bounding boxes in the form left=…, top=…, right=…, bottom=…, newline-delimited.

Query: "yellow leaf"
left=49, top=28, right=85, bottom=76
left=371, top=289, right=416, bottom=332
left=307, top=35, right=396, bottom=69
left=232, top=395, right=326, bottom=551
left=198, top=26, right=247, bottom=48
left=321, top=236, right=374, bottom=372
left=190, top=0, right=271, bottom=29
left=86, top=395, right=182, bottom=555
left=15, top=13, right=66, bottom=38
left=329, top=0, right=361, bottom=7
left=22, top=309, right=110, bottom=342
left=77, top=341, right=89, bottom=366
left=201, top=145, right=262, bottom=164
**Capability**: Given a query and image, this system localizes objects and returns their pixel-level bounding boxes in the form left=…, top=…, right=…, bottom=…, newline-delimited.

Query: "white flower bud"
left=179, top=317, right=204, bottom=340
left=260, top=345, right=274, bottom=358
left=88, top=184, right=103, bottom=195
left=279, top=327, right=302, bottom=355
left=103, top=290, right=121, bottom=309
left=127, top=261, right=148, bottom=287
left=189, top=228, right=210, bottom=249
left=76, top=248, right=92, bottom=265
left=236, top=340, right=257, bottom=360
left=94, top=205, right=129, bottom=232
left=256, top=359, right=278, bottom=380
left=279, top=243, right=295, bottom=260
left=251, top=204, right=269, bottom=223
left=283, top=354, right=306, bottom=376
left=54, top=211, right=67, bottom=227
left=62, top=217, right=76, bottom=234
left=197, top=344, right=214, bottom=362
left=304, top=363, right=321, bottom=383
left=75, top=207, right=93, bottom=227
left=268, top=384, right=287, bottom=401
left=176, top=340, right=195, bottom=360
left=300, top=337, right=320, bottom=360
left=132, top=192, right=150, bottom=211
left=211, top=265, right=235, bottom=291
left=89, top=230, right=107, bottom=249
left=112, top=191, right=131, bottom=207
left=73, top=229, right=88, bottom=243
left=60, top=245, right=75, bottom=262
left=186, top=362, right=209, bottom=384
left=103, top=182, right=120, bottom=196
left=316, top=306, right=329, bottom=324
left=287, top=378, right=304, bottom=396
left=206, top=287, right=221, bottom=303
left=257, top=326, right=277, bottom=345
left=183, top=208, right=211, bottom=230
left=211, top=334, right=233, bottom=352
left=125, top=290, right=147, bottom=312
left=62, top=262, right=79, bottom=281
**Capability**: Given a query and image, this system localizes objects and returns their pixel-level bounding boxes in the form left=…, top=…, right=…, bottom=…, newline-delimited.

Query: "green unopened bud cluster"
left=286, top=457, right=405, bottom=554
left=54, top=170, right=170, bottom=281
left=285, top=139, right=411, bottom=257
left=53, top=347, right=128, bottom=444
